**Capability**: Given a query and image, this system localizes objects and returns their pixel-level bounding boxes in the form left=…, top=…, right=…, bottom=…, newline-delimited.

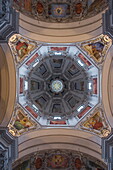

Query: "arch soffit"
left=0, top=44, right=16, bottom=126
left=18, top=129, right=102, bottom=161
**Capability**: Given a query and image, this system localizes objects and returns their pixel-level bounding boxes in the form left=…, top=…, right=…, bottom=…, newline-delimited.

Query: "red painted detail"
left=93, top=78, right=97, bottom=94
left=20, top=77, right=23, bottom=94
left=37, top=2, right=44, bottom=14
left=50, top=121, right=66, bottom=125
left=26, top=53, right=39, bottom=66
left=78, top=53, right=91, bottom=66
left=50, top=47, right=67, bottom=51
left=25, top=106, right=38, bottom=118
left=77, top=106, right=91, bottom=119
left=75, top=3, right=83, bottom=14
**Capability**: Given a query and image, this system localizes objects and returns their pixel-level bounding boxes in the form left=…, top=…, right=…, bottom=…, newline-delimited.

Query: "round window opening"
left=51, top=80, right=64, bottom=93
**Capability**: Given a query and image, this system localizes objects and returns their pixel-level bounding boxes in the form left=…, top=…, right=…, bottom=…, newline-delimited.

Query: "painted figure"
left=24, top=0, right=32, bottom=12
left=47, top=154, right=68, bottom=168
left=75, top=158, right=82, bottom=170
left=82, top=112, right=103, bottom=130
left=35, top=157, right=43, bottom=169
left=14, top=111, right=33, bottom=130
left=37, top=2, right=44, bottom=14
left=75, top=3, right=83, bottom=14
left=83, top=42, right=104, bottom=62
left=16, top=41, right=29, bottom=59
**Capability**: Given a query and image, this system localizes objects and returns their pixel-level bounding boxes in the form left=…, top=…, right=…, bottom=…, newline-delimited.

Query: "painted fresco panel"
left=9, top=34, right=36, bottom=63
left=81, top=35, right=112, bottom=63
left=80, top=109, right=111, bottom=136
left=48, top=4, right=70, bottom=18
left=37, top=2, right=44, bottom=14
left=24, top=0, right=32, bottom=12
left=8, top=109, right=37, bottom=136
left=13, top=0, right=108, bottom=22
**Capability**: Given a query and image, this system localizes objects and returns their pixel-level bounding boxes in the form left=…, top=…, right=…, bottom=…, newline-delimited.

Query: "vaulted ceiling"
left=0, top=0, right=113, bottom=170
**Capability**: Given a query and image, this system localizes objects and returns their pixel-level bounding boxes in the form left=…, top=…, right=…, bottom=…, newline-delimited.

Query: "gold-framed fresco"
left=79, top=108, right=111, bottom=137
left=81, top=35, right=112, bottom=64
left=9, top=34, right=37, bottom=63
left=8, top=107, right=37, bottom=136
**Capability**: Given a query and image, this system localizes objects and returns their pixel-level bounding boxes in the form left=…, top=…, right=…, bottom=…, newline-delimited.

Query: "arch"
left=0, top=44, right=16, bottom=126
left=19, top=10, right=106, bottom=43
left=18, top=128, right=103, bottom=162
left=102, top=45, right=113, bottom=127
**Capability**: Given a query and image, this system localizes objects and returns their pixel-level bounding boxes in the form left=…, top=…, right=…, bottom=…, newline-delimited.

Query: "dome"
left=10, top=40, right=100, bottom=127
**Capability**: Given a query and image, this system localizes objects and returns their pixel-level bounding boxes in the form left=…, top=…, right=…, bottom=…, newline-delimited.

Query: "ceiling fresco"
left=80, top=35, right=111, bottom=64
left=8, top=34, right=111, bottom=136
left=1, top=1, right=113, bottom=169
left=13, top=149, right=107, bottom=170
left=79, top=107, right=110, bottom=137
left=8, top=107, right=38, bottom=136
left=9, top=35, right=37, bottom=63
left=13, top=0, right=107, bottom=22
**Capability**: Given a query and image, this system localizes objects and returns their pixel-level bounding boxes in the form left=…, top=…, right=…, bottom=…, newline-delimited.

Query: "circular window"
left=51, top=80, right=64, bottom=93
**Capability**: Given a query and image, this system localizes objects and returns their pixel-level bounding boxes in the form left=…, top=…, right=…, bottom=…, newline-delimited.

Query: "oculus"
left=51, top=80, right=64, bottom=93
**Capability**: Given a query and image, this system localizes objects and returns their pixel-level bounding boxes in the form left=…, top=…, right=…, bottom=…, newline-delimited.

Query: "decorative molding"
left=0, top=0, right=19, bottom=43
left=103, top=0, right=113, bottom=41
left=102, top=128, right=113, bottom=170
left=0, top=127, right=18, bottom=170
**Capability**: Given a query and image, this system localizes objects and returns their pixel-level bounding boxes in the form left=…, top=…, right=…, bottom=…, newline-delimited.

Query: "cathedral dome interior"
left=1, top=0, right=113, bottom=170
